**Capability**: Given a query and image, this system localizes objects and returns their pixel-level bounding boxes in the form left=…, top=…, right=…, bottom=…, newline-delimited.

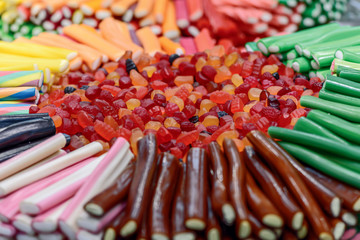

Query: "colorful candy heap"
left=0, top=131, right=358, bottom=239
left=1, top=0, right=349, bottom=46
left=31, top=45, right=325, bottom=158
left=254, top=23, right=360, bottom=81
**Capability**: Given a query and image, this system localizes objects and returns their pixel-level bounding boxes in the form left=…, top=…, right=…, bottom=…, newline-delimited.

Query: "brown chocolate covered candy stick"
left=185, top=148, right=208, bottom=231
left=223, top=138, right=251, bottom=239
left=246, top=172, right=283, bottom=228
left=172, top=163, right=196, bottom=240
left=247, top=131, right=333, bottom=240
left=244, top=146, right=304, bottom=231
left=305, top=167, right=360, bottom=212
left=208, top=142, right=235, bottom=225
left=279, top=149, right=341, bottom=218
left=119, top=134, right=158, bottom=237
left=248, top=211, right=276, bottom=240
left=150, top=153, right=181, bottom=240
left=84, top=162, right=135, bottom=217
left=329, top=218, right=345, bottom=240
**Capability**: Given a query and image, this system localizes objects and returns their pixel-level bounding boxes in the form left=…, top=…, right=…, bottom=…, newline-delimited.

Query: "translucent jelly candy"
left=202, top=116, right=219, bottom=127
left=261, top=65, right=279, bottom=75
left=130, top=70, right=148, bottom=86
left=231, top=98, right=244, bottom=113
left=126, top=99, right=141, bottom=111
left=77, top=110, right=94, bottom=128
left=210, top=91, right=233, bottom=104
left=214, top=66, right=232, bottom=83
left=94, top=120, right=117, bottom=141
left=177, top=130, right=199, bottom=145
left=231, top=74, right=243, bottom=87
left=216, top=130, right=239, bottom=147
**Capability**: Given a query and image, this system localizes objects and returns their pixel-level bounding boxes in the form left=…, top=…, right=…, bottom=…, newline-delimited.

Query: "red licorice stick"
left=246, top=172, right=283, bottom=228
left=339, top=209, right=358, bottom=227
left=208, top=142, right=235, bottom=225
left=185, top=148, right=208, bottom=231
left=149, top=153, right=181, bottom=240
left=119, top=134, right=158, bottom=237
left=282, top=229, right=298, bottom=240
left=305, top=167, right=360, bottom=212
left=103, top=211, right=126, bottom=240
left=171, top=163, right=196, bottom=240
left=329, top=218, right=345, bottom=239
left=247, top=131, right=333, bottom=240
left=223, top=138, right=250, bottom=239
left=248, top=211, right=277, bottom=240
left=84, top=162, right=135, bottom=217
left=283, top=152, right=341, bottom=218
left=295, top=220, right=309, bottom=239
left=206, top=197, right=221, bottom=240
left=136, top=209, right=149, bottom=240
left=244, top=146, right=304, bottom=231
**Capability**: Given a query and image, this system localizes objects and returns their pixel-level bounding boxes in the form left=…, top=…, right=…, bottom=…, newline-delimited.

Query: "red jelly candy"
left=241, top=60, right=253, bottom=78
left=94, top=120, right=117, bottom=141
left=157, top=126, right=173, bottom=143
left=77, top=110, right=94, bottom=128
left=177, top=130, right=199, bottom=145
left=85, top=86, right=101, bottom=100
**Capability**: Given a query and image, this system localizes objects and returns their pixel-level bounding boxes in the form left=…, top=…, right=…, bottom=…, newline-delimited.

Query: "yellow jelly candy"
left=261, top=64, right=279, bottom=75
left=231, top=74, right=243, bottom=87
left=130, top=127, right=144, bottom=156
left=200, top=99, right=216, bottom=112
left=216, top=131, right=239, bottom=147
left=142, top=66, right=157, bottom=78
left=151, top=90, right=165, bottom=99
left=243, top=101, right=258, bottom=112
left=145, top=121, right=162, bottom=130
left=196, top=57, right=207, bottom=72
left=169, top=96, right=184, bottom=111
left=222, top=84, right=235, bottom=95
left=248, top=88, right=262, bottom=101
left=202, top=115, right=219, bottom=127
left=225, top=52, right=238, bottom=67
left=164, top=117, right=180, bottom=128
left=267, top=86, right=282, bottom=95
left=174, top=76, right=194, bottom=86
left=126, top=98, right=141, bottom=110
left=130, top=70, right=148, bottom=86
left=214, top=65, right=231, bottom=83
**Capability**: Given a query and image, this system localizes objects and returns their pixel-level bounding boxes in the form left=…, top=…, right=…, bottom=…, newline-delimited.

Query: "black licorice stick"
left=0, top=137, right=49, bottom=164
left=0, top=118, right=56, bottom=151
left=0, top=113, right=50, bottom=129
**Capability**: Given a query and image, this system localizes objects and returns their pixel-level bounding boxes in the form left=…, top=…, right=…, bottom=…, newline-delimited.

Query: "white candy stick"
left=59, top=138, right=132, bottom=240
left=38, top=232, right=64, bottom=240
left=21, top=156, right=104, bottom=215
left=0, top=142, right=103, bottom=196
left=0, top=133, right=68, bottom=181
left=13, top=214, right=35, bottom=235
left=0, top=222, right=16, bottom=237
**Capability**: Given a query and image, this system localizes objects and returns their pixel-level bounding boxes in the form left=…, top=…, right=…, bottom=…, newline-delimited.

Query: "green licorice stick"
left=319, top=89, right=360, bottom=107
left=267, top=127, right=360, bottom=162
left=278, top=0, right=297, bottom=7
left=316, top=15, right=328, bottom=25
left=339, top=71, right=360, bottom=82
left=286, top=59, right=297, bottom=68
left=278, top=142, right=360, bottom=188
left=286, top=49, right=298, bottom=60
left=312, top=50, right=337, bottom=69
left=309, top=70, right=317, bottom=78
left=335, top=49, right=360, bottom=63
left=337, top=45, right=360, bottom=55
left=256, top=23, right=339, bottom=54
left=299, top=18, right=315, bottom=29
left=324, top=75, right=360, bottom=98
left=302, top=2, right=322, bottom=18
left=245, top=42, right=260, bottom=52
left=311, top=60, right=320, bottom=70
left=292, top=57, right=311, bottom=72
left=316, top=69, right=331, bottom=81
left=293, top=116, right=349, bottom=145
left=331, top=59, right=360, bottom=74
left=300, top=95, right=360, bottom=122
left=307, top=109, right=360, bottom=145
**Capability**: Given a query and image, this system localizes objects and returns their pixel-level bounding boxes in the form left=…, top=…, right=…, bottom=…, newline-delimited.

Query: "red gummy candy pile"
left=34, top=46, right=323, bottom=157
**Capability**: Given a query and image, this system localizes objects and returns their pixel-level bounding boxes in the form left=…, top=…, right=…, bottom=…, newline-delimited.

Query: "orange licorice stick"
left=186, top=0, right=203, bottom=21
left=63, top=24, right=125, bottom=61
left=134, top=0, right=154, bottom=18
left=194, top=28, right=215, bottom=52
left=99, top=18, right=143, bottom=58
left=30, top=2, right=46, bottom=16
left=153, top=0, right=168, bottom=24
left=69, top=57, right=83, bottom=71
left=139, top=11, right=155, bottom=27
left=110, top=0, right=137, bottom=16
left=114, top=20, right=132, bottom=42
left=159, top=36, right=185, bottom=55
left=136, top=27, right=162, bottom=56
left=31, top=33, right=102, bottom=71
left=162, top=1, right=180, bottom=39
left=43, top=0, right=67, bottom=13
left=80, top=0, right=102, bottom=16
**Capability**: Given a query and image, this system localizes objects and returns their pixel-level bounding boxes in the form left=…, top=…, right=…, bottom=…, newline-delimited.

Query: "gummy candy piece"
left=177, top=130, right=199, bottom=145
left=241, top=60, right=253, bottom=78
left=130, top=70, right=148, bottom=86
left=130, top=128, right=144, bottom=155
left=174, top=76, right=194, bottom=86
left=231, top=98, right=244, bottom=113
left=165, top=102, right=180, bottom=116
left=207, top=56, right=221, bottom=68
left=180, top=121, right=196, bottom=132
left=195, top=58, right=207, bottom=72
left=126, top=99, right=141, bottom=111
left=255, top=117, right=270, bottom=132
left=290, top=108, right=307, bottom=119
left=216, top=130, right=239, bottom=147
left=145, top=121, right=162, bottom=130
left=38, top=106, right=56, bottom=117
left=136, top=87, right=148, bottom=100
left=210, top=90, right=233, bottom=104
left=174, top=86, right=190, bottom=101
left=94, top=120, right=117, bottom=141
left=261, top=64, right=279, bottom=75
left=202, top=116, right=219, bottom=127
left=164, top=117, right=180, bottom=128
left=157, top=126, right=173, bottom=144
left=244, top=76, right=258, bottom=88
left=200, top=99, right=217, bottom=112
left=211, top=122, right=231, bottom=141
left=248, top=88, right=262, bottom=101
left=77, top=110, right=94, bottom=128
left=214, top=66, right=232, bottom=83
left=267, top=86, right=283, bottom=95
left=51, top=115, right=63, bottom=128
left=231, top=74, right=243, bottom=87
left=104, top=116, right=119, bottom=130
left=201, top=65, right=217, bottom=82
left=225, top=52, right=238, bottom=67
left=260, top=106, right=281, bottom=122
left=223, top=85, right=235, bottom=95
left=85, top=86, right=102, bottom=100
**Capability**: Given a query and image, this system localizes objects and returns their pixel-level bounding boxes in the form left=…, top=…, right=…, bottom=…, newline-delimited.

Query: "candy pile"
left=32, top=45, right=325, bottom=157
left=0, top=130, right=358, bottom=240
left=255, top=23, right=360, bottom=81
left=1, top=0, right=349, bottom=46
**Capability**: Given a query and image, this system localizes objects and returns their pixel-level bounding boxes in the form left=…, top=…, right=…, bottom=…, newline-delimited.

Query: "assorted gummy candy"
left=34, top=46, right=322, bottom=157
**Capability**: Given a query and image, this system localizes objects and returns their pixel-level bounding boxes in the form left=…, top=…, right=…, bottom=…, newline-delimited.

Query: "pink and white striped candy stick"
left=0, top=133, right=68, bottom=181
left=21, top=156, right=103, bottom=215
left=32, top=200, right=71, bottom=233
left=59, top=138, right=133, bottom=240
left=0, top=156, right=97, bottom=222
left=180, top=37, right=197, bottom=54
left=77, top=203, right=126, bottom=233
left=39, top=232, right=64, bottom=240
left=13, top=214, right=35, bottom=235
left=0, top=222, right=16, bottom=237
left=0, top=141, right=103, bottom=197
left=174, top=0, right=189, bottom=29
